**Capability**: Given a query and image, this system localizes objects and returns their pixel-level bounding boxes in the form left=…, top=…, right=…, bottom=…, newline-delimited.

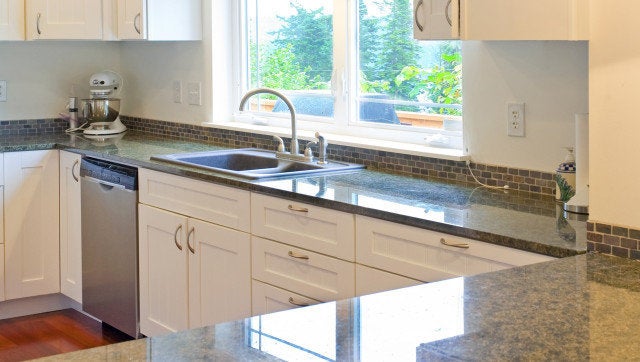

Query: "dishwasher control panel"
left=80, top=157, right=138, bottom=190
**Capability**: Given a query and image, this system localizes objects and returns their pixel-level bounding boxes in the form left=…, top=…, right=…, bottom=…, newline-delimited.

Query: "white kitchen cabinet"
left=413, top=0, right=459, bottom=40
left=0, top=0, right=24, bottom=40
left=355, top=264, right=422, bottom=297
left=26, top=0, right=103, bottom=40
left=4, top=150, right=60, bottom=300
left=252, top=279, right=320, bottom=316
left=59, top=151, right=82, bottom=304
left=117, top=0, right=202, bottom=41
left=139, top=204, right=251, bottom=337
left=356, top=216, right=554, bottom=283
left=414, top=0, right=588, bottom=40
left=252, top=236, right=355, bottom=303
left=251, top=193, right=356, bottom=261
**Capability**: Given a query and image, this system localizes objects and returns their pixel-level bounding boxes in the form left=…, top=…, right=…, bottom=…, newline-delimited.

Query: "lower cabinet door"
left=188, top=218, right=251, bottom=329
left=4, top=150, right=60, bottom=300
left=251, top=279, right=320, bottom=316
left=59, top=151, right=82, bottom=303
left=355, top=264, right=423, bottom=297
left=139, top=204, right=189, bottom=337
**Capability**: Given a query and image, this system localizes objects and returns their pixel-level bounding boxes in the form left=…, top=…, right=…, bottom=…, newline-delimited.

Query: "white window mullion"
left=332, top=0, right=351, bottom=129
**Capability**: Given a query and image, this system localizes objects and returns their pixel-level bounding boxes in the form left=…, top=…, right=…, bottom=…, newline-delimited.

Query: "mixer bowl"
left=82, top=98, right=120, bottom=123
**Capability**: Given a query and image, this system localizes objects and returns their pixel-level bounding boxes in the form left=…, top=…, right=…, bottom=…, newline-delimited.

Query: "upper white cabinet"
left=26, top=0, right=103, bottom=40
left=4, top=150, right=60, bottom=300
left=59, top=151, right=82, bottom=304
left=0, top=0, right=24, bottom=40
left=413, top=0, right=459, bottom=40
left=117, top=0, right=202, bottom=40
left=414, top=0, right=588, bottom=40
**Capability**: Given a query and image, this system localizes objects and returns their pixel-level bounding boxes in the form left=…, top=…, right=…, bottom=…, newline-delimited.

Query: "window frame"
left=230, top=0, right=463, bottom=149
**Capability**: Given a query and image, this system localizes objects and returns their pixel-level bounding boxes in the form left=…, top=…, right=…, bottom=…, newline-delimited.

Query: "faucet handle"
left=314, top=132, right=328, bottom=164
left=273, top=135, right=286, bottom=153
left=304, top=141, right=316, bottom=162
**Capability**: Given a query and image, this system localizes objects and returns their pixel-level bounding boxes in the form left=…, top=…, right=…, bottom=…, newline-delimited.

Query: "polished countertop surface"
left=37, top=253, right=640, bottom=361
left=0, top=131, right=586, bottom=257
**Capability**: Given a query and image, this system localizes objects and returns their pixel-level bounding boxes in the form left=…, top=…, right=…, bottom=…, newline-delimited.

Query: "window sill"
left=201, top=122, right=469, bottom=162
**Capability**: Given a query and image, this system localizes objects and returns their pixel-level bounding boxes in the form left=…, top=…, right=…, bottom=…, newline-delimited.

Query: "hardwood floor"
left=0, top=309, right=133, bottom=361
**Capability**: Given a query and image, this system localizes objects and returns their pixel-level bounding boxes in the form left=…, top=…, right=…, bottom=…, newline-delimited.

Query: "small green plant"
left=554, top=173, right=576, bottom=202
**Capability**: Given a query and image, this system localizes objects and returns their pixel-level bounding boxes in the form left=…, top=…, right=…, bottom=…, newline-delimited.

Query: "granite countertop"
left=37, top=253, right=640, bottom=361
left=0, top=131, right=586, bottom=257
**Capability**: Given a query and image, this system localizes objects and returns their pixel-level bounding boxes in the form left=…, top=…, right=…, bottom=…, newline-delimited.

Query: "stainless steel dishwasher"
left=80, top=157, right=140, bottom=338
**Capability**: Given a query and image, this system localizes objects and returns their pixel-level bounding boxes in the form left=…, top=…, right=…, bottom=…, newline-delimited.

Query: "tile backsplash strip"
left=0, top=118, right=68, bottom=135
left=121, top=116, right=557, bottom=196
left=587, top=221, right=640, bottom=260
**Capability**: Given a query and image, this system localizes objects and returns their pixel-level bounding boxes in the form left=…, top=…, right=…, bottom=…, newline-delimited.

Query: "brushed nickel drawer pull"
left=440, top=237, right=469, bottom=249
left=36, top=13, right=42, bottom=35
left=288, top=204, right=309, bottom=213
left=288, top=251, right=309, bottom=260
left=134, top=13, right=141, bottom=34
left=414, top=0, right=424, bottom=32
left=288, top=297, right=309, bottom=307
left=174, top=224, right=183, bottom=251
left=445, top=0, right=453, bottom=26
left=186, top=227, right=195, bottom=254
left=71, top=159, right=79, bottom=182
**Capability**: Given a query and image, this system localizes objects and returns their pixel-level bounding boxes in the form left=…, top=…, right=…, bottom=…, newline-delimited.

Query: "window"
left=237, top=0, right=462, bottom=150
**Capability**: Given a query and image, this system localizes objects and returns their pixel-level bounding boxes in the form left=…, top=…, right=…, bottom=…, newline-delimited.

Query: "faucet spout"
left=238, top=88, right=299, bottom=156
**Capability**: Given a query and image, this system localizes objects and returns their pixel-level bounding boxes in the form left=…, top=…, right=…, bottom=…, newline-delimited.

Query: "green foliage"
left=272, top=2, right=333, bottom=83
left=554, top=173, right=576, bottom=202
left=395, top=44, right=462, bottom=115
left=253, top=0, right=462, bottom=117
left=260, top=44, right=327, bottom=91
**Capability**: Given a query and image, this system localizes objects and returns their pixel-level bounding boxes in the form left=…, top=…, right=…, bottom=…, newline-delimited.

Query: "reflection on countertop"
left=39, top=253, right=640, bottom=361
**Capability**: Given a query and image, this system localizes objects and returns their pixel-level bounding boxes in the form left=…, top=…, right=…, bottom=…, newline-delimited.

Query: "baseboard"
left=0, top=293, right=82, bottom=320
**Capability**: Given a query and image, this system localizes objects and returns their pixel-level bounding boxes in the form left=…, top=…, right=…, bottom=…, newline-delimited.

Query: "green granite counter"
left=0, top=131, right=585, bottom=257
left=37, top=253, right=640, bottom=361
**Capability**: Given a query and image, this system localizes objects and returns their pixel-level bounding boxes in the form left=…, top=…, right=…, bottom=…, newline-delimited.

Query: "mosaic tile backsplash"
left=121, top=116, right=558, bottom=196
left=587, top=221, right=640, bottom=260
left=0, top=118, right=68, bottom=135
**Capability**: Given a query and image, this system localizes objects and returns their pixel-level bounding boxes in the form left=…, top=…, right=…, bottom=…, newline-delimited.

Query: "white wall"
left=0, top=41, right=120, bottom=120
left=589, top=0, right=640, bottom=229
left=462, top=41, right=589, bottom=172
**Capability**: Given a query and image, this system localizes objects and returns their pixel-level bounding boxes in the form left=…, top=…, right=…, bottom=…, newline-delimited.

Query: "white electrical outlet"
left=187, top=82, right=201, bottom=106
left=507, top=102, right=525, bottom=137
left=0, top=80, right=6, bottom=102
left=172, top=81, right=182, bottom=103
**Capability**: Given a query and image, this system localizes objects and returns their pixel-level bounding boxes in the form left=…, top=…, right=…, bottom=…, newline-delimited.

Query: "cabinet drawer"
left=252, top=236, right=355, bottom=302
left=356, top=216, right=554, bottom=282
left=251, top=280, right=320, bottom=316
left=139, top=168, right=250, bottom=232
left=355, top=264, right=422, bottom=297
left=251, top=193, right=355, bottom=261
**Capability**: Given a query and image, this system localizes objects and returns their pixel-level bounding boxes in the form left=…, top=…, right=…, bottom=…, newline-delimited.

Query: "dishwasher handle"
left=82, top=175, right=127, bottom=190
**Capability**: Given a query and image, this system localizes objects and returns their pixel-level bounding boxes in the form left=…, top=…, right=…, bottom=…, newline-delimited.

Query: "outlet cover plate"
left=187, top=82, right=201, bottom=106
left=507, top=102, right=525, bottom=137
left=172, top=80, right=182, bottom=103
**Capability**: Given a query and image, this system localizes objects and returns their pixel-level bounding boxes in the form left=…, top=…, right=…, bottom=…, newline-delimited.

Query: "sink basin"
left=151, top=148, right=364, bottom=179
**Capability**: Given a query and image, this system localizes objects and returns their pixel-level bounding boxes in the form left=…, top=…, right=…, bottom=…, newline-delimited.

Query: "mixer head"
left=89, top=70, right=122, bottom=99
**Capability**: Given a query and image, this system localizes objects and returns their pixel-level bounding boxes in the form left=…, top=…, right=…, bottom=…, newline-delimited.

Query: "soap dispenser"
left=555, top=147, right=576, bottom=203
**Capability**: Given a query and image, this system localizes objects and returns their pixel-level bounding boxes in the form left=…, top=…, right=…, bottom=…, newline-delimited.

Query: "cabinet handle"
left=445, top=0, right=453, bottom=26
left=288, top=204, right=309, bottom=213
left=36, top=13, right=42, bottom=35
left=174, top=224, right=183, bottom=251
left=440, top=237, right=469, bottom=249
left=71, top=159, right=79, bottom=183
left=187, top=227, right=195, bottom=254
left=134, top=13, right=141, bottom=34
left=288, top=251, right=309, bottom=260
left=414, top=0, right=424, bottom=32
left=288, top=297, right=309, bottom=307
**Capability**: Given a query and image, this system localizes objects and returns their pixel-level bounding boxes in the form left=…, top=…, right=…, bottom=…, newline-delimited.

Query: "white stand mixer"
left=82, top=70, right=127, bottom=135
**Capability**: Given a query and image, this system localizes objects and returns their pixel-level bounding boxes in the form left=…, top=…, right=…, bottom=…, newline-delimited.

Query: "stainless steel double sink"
left=151, top=148, right=364, bottom=180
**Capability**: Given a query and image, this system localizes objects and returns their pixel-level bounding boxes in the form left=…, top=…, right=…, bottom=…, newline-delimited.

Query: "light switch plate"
left=0, top=81, right=6, bottom=102
left=187, top=82, right=201, bottom=106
